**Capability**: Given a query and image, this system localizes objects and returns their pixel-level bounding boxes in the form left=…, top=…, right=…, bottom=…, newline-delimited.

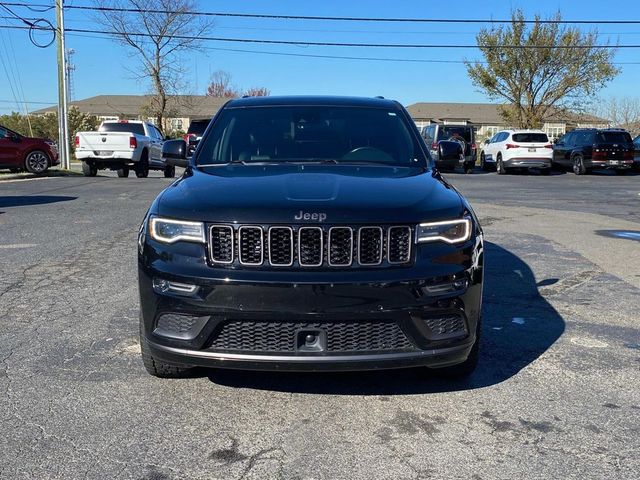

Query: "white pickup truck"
left=75, top=120, right=174, bottom=178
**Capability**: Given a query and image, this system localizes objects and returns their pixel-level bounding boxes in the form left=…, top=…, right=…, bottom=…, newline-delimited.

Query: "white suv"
left=480, top=129, right=553, bottom=175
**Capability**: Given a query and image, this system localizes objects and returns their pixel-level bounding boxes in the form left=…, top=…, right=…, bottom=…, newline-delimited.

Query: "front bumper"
left=138, top=234, right=484, bottom=372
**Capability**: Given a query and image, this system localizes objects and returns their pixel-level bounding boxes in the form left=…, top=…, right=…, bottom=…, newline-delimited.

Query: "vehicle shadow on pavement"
left=207, top=241, right=565, bottom=394
left=0, top=195, right=77, bottom=208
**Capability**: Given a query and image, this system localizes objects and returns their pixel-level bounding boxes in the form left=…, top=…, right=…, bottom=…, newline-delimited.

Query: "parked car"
left=0, top=124, right=59, bottom=174
left=183, top=118, right=211, bottom=156
left=75, top=120, right=173, bottom=178
left=633, top=134, right=640, bottom=171
left=138, top=95, right=484, bottom=378
left=553, top=128, right=635, bottom=175
left=480, top=129, right=552, bottom=175
left=421, top=124, right=476, bottom=173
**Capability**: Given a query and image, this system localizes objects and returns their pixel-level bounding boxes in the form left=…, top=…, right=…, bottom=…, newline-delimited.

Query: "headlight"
left=416, top=218, right=471, bottom=244
left=149, top=217, right=205, bottom=244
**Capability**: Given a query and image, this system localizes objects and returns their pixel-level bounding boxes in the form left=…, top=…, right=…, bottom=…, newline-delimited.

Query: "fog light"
left=424, top=278, right=469, bottom=295
left=153, top=278, right=199, bottom=296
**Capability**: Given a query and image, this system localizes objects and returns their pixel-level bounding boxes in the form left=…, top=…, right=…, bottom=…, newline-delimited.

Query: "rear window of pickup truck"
left=99, top=123, right=145, bottom=136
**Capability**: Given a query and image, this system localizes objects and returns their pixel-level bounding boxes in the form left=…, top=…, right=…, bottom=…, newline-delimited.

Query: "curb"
left=0, top=169, right=83, bottom=182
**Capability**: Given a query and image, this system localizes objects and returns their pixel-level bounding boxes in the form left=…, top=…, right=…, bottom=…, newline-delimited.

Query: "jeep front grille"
left=208, top=224, right=412, bottom=268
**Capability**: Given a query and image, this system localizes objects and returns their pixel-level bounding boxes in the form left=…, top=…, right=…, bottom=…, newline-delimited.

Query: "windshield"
left=187, top=120, right=210, bottom=136
left=197, top=106, right=426, bottom=166
left=99, top=122, right=145, bottom=135
left=596, top=131, right=632, bottom=144
left=437, top=126, right=472, bottom=142
left=512, top=133, right=549, bottom=143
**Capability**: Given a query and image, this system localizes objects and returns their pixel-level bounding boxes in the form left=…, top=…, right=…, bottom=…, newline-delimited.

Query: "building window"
left=545, top=125, right=565, bottom=141
left=484, top=126, right=500, bottom=137
left=170, top=118, right=183, bottom=131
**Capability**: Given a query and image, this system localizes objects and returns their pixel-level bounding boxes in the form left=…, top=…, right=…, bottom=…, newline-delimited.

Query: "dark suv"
left=421, top=124, right=476, bottom=173
left=183, top=118, right=211, bottom=156
left=0, top=125, right=59, bottom=174
left=138, top=96, right=483, bottom=378
left=553, top=128, right=635, bottom=175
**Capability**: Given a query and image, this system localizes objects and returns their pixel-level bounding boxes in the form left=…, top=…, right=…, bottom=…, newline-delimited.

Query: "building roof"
left=32, top=95, right=230, bottom=118
left=406, top=102, right=609, bottom=125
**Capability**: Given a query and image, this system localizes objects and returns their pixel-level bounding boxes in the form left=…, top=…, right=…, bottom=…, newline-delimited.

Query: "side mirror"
left=438, top=140, right=464, bottom=162
left=10, top=134, right=21, bottom=143
left=483, top=139, right=490, bottom=145
left=162, top=139, right=189, bottom=168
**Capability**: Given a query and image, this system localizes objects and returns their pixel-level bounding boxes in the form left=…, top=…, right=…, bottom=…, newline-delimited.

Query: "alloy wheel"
left=26, top=151, right=49, bottom=173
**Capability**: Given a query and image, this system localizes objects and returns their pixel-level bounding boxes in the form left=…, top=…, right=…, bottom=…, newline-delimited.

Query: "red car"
left=0, top=125, right=59, bottom=174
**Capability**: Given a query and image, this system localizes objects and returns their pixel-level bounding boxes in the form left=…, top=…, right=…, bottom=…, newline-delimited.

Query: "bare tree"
left=466, top=9, right=618, bottom=129
left=597, top=96, right=640, bottom=129
left=94, top=0, right=212, bottom=130
left=243, top=86, right=270, bottom=97
left=205, top=70, right=240, bottom=98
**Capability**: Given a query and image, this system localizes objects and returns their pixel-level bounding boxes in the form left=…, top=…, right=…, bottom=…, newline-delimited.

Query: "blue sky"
left=1, top=0, right=639, bottom=114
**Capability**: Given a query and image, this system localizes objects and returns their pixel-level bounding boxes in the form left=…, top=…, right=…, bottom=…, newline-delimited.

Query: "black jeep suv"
left=138, top=96, right=484, bottom=378
left=553, top=128, right=635, bottom=175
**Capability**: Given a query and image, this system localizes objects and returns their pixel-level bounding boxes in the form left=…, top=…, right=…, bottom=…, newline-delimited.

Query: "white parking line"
left=0, top=243, right=39, bottom=249
left=0, top=176, right=59, bottom=184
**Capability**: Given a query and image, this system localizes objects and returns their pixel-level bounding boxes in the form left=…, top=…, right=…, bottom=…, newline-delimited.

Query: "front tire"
left=117, top=167, right=129, bottom=178
left=25, top=150, right=50, bottom=174
left=430, top=325, right=480, bottom=379
left=164, top=165, right=175, bottom=178
left=140, top=321, right=192, bottom=378
left=82, top=161, right=97, bottom=177
left=497, top=154, right=506, bottom=175
left=464, top=162, right=474, bottom=174
left=480, top=152, right=490, bottom=171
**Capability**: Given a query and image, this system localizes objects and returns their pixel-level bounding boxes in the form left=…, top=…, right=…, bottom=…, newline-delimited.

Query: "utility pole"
left=55, top=0, right=70, bottom=170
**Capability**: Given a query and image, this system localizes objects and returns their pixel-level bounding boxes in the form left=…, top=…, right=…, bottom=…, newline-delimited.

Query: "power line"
left=4, top=2, right=640, bottom=24
left=48, top=3, right=640, bottom=25
left=0, top=23, right=634, bottom=49
left=0, top=99, right=56, bottom=104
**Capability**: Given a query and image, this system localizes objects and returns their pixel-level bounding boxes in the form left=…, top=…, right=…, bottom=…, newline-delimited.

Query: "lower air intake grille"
left=422, top=315, right=467, bottom=340
left=208, top=319, right=416, bottom=352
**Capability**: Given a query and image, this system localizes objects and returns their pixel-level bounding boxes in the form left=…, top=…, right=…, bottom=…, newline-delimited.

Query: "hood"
left=157, top=165, right=463, bottom=224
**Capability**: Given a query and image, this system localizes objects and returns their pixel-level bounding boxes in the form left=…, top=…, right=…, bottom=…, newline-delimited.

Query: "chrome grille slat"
left=208, top=224, right=412, bottom=267
left=388, top=226, right=412, bottom=264
left=238, top=226, right=264, bottom=265
left=328, top=226, right=353, bottom=266
left=298, top=226, right=323, bottom=267
left=268, top=227, right=294, bottom=266
left=209, top=225, right=234, bottom=264
left=358, top=227, right=383, bottom=266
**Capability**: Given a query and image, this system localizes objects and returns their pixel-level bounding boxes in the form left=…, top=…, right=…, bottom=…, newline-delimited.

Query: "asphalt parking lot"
left=1, top=168, right=639, bottom=479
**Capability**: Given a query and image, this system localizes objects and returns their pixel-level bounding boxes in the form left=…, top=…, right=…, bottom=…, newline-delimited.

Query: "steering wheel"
left=342, top=146, right=395, bottom=162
